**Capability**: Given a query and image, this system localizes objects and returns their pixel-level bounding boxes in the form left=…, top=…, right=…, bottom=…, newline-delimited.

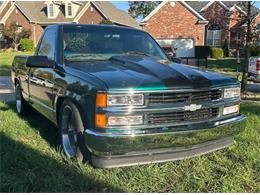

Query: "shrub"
left=250, top=47, right=260, bottom=56
left=195, top=46, right=211, bottom=58
left=99, top=19, right=113, bottom=25
left=19, top=38, right=34, bottom=51
left=211, top=47, right=224, bottom=58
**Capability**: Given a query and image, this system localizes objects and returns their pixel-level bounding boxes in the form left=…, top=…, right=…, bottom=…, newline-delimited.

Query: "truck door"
left=29, top=28, right=56, bottom=119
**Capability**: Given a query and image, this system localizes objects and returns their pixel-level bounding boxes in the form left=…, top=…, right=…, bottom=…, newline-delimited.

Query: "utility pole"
left=241, top=1, right=252, bottom=92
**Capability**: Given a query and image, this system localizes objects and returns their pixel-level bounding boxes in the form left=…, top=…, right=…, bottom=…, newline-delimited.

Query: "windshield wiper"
left=125, top=51, right=154, bottom=58
left=65, top=54, right=109, bottom=61
left=65, top=54, right=99, bottom=59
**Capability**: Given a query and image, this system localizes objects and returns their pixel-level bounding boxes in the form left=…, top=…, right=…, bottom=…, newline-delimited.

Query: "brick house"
left=187, top=1, right=260, bottom=49
left=141, top=1, right=260, bottom=58
left=141, top=1, right=208, bottom=58
left=0, top=1, right=139, bottom=47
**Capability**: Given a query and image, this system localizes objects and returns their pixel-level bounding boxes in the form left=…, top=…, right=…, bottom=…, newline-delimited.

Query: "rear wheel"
left=15, top=82, right=30, bottom=115
left=59, top=99, right=89, bottom=162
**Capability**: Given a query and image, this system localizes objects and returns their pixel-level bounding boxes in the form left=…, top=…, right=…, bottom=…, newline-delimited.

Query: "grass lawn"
left=199, top=58, right=245, bottom=81
left=0, top=51, right=34, bottom=76
left=0, top=101, right=259, bottom=192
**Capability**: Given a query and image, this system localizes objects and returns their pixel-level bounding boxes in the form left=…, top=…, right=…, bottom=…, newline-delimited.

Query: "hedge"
left=250, top=47, right=260, bottom=56
left=19, top=38, right=34, bottom=52
left=211, top=47, right=224, bottom=58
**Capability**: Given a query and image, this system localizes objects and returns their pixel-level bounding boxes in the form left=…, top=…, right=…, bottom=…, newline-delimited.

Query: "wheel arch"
left=55, top=95, right=92, bottom=129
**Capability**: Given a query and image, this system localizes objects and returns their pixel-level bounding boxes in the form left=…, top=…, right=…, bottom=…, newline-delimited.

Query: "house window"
left=49, top=3, right=54, bottom=18
left=0, top=32, right=3, bottom=42
left=67, top=3, right=72, bottom=17
left=90, top=6, right=93, bottom=12
left=206, top=24, right=222, bottom=47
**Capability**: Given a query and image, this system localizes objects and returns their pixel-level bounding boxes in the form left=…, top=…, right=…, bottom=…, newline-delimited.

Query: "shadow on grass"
left=195, top=58, right=245, bottom=73
left=0, top=69, right=11, bottom=77
left=2, top=103, right=60, bottom=150
left=240, top=102, right=260, bottom=116
left=0, top=132, right=124, bottom=192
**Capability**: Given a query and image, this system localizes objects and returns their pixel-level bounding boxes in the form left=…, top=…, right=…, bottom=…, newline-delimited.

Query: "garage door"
left=157, top=38, right=195, bottom=58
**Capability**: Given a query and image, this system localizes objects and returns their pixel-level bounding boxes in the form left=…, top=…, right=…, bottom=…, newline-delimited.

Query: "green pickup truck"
left=12, top=24, right=246, bottom=168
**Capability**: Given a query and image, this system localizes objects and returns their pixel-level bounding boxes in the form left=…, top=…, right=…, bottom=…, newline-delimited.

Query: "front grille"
left=147, top=108, right=219, bottom=124
left=149, top=89, right=221, bottom=104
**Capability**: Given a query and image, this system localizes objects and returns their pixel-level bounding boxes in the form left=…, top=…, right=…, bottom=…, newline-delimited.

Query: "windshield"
left=63, top=26, right=169, bottom=63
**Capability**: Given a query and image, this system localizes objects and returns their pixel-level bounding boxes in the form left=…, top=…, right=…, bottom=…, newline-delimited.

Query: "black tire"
left=58, top=99, right=90, bottom=162
left=15, top=82, right=30, bottom=115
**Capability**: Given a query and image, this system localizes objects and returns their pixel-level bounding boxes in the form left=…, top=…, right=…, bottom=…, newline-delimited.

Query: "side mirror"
left=26, top=56, right=53, bottom=68
left=171, top=57, right=182, bottom=64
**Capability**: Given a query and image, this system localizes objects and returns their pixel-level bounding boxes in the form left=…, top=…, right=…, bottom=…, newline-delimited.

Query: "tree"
left=99, top=19, right=113, bottom=25
left=128, top=1, right=161, bottom=20
left=232, top=2, right=259, bottom=92
left=0, top=22, right=31, bottom=50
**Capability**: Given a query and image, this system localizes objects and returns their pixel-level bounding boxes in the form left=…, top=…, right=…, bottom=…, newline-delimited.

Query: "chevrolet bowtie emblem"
left=184, top=104, right=202, bottom=111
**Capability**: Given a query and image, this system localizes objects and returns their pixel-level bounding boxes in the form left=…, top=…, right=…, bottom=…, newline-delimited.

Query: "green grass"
left=200, top=58, right=246, bottom=80
left=0, top=51, right=34, bottom=76
left=0, top=101, right=259, bottom=192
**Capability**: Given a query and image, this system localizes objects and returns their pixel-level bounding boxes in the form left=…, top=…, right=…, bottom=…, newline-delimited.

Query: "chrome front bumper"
left=84, top=114, right=246, bottom=168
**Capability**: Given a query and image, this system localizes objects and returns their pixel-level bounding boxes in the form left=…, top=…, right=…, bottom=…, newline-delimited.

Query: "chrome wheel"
left=15, top=84, right=22, bottom=113
left=61, top=105, right=78, bottom=158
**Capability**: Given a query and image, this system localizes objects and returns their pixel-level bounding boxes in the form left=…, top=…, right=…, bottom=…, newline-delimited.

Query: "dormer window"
left=67, top=3, right=72, bottom=17
left=48, top=3, right=54, bottom=18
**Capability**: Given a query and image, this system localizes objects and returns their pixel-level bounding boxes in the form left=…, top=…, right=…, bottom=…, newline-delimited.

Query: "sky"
left=111, top=1, right=260, bottom=12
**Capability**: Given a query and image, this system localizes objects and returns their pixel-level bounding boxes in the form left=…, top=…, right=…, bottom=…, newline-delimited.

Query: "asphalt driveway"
left=246, top=82, right=260, bottom=93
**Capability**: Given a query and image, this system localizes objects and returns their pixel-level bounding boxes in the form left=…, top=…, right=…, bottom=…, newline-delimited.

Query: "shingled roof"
left=12, top=1, right=139, bottom=28
left=185, top=1, right=260, bottom=16
left=93, top=1, right=139, bottom=28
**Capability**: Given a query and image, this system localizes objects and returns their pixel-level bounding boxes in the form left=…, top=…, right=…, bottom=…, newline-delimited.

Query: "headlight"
left=107, top=94, right=144, bottom=106
left=224, top=87, right=240, bottom=99
left=108, top=115, right=143, bottom=126
left=223, top=105, right=240, bottom=115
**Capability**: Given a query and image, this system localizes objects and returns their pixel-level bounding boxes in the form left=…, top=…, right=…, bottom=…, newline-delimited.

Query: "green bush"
left=19, top=38, right=34, bottom=51
left=211, top=47, right=224, bottom=58
left=99, top=19, right=113, bottom=25
left=195, top=46, right=211, bottom=58
left=250, top=47, right=260, bottom=56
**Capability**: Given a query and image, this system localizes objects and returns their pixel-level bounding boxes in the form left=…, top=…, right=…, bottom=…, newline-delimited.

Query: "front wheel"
left=59, top=99, right=89, bottom=162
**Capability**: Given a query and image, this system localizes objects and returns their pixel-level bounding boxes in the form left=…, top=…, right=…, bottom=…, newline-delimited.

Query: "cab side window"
left=37, top=29, right=56, bottom=61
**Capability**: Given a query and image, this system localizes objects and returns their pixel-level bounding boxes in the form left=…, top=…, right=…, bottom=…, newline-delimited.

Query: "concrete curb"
left=0, top=89, right=14, bottom=94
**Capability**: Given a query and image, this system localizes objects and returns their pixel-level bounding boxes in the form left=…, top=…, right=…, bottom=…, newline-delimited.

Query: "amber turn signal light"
left=95, top=114, right=107, bottom=128
left=96, top=93, right=107, bottom=108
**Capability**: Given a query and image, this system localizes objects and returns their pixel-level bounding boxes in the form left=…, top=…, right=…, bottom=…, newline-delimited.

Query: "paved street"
left=0, top=76, right=15, bottom=102
left=246, top=82, right=260, bottom=93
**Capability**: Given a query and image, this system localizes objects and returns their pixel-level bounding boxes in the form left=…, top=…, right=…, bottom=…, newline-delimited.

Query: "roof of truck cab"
left=47, top=24, right=144, bottom=32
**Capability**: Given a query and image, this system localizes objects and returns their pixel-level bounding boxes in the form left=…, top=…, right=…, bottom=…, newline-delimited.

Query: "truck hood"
left=67, top=55, right=239, bottom=91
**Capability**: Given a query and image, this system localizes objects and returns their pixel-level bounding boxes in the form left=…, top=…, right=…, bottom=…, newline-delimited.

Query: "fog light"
left=95, top=114, right=107, bottom=128
left=223, top=105, right=239, bottom=115
left=108, top=115, right=143, bottom=126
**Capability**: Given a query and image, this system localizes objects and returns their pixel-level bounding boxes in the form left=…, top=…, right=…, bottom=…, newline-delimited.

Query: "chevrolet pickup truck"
left=12, top=24, right=246, bottom=168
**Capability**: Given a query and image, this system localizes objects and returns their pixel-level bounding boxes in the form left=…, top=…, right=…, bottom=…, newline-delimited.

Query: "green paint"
left=133, top=85, right=167, bottom=91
